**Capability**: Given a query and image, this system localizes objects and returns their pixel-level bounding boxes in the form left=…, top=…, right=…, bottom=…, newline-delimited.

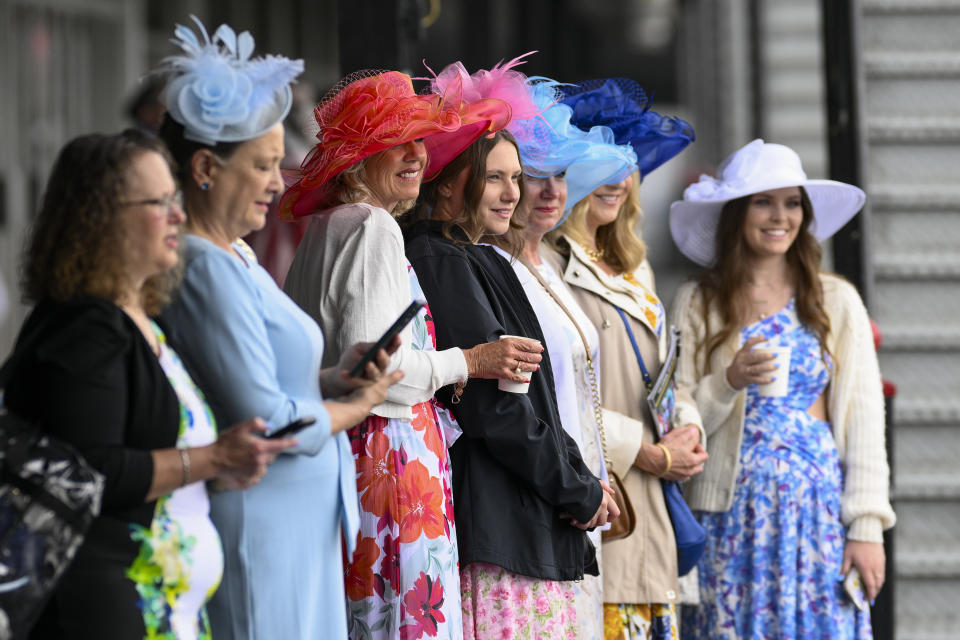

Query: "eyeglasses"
left=120, top=191, right=184, bottom=212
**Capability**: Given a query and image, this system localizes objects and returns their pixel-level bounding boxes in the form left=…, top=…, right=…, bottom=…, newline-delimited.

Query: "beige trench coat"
left=543, top=238, right=703, bottom=605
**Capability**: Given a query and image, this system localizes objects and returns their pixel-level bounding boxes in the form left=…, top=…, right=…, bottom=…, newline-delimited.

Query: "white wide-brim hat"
left=669, top=139, right=866, bottom=267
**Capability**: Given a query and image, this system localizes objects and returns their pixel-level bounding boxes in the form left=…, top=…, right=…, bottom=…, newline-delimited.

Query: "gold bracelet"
left=655, top=443, right=672, bottom=477
left=179, top=447, right=191, bottom=487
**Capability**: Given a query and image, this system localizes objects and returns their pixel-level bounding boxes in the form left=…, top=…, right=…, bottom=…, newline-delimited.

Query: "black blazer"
left=405, top=221, right=602, bottom=581
left=4, top=296, right=181, bottom=637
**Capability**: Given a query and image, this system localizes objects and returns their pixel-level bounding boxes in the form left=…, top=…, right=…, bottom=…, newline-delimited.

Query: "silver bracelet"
left=178, top=447, right=191, bottom=487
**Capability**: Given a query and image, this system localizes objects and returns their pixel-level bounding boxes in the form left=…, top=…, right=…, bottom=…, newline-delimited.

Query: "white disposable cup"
left=497, top=335, right=539, bottom=394
left=756, top=346, right=791, bottom=397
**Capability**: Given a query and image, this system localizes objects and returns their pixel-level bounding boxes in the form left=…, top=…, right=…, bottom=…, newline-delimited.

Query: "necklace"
left=578, top=242, right=605, bottom=262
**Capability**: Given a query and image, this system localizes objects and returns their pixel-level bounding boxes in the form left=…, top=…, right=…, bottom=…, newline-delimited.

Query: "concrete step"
left=765, top=70, right=824, bottom=103
left=763, top=4, right=819, bottom=37
left=863, top=0, right=960, bottom=13
left=868, top=184, right=960, bottom=211
left=877, top=354, right=960, bottom=422
left=873, top=280, right=960, bottom=325
left=873, top=252, right=960, bottom=279
left=765, top=38, right=821, bottom=70
left=868, top=116, right=960, bottom=143
left=894, top=574, right=960, bottom=640
left=872, top=212, right=960, bottom=253
left=865, top=75, right=960, bottom=118
left=893, top=397, right=960, bottom=427
left=865, top=52, right=960, bottom=77
left=897, top=552, right=960, bottom=579
left=863, top=6, right=960, bottom=54
left=867, top=142, right=960, bottom=185
left=880, top=325, right=960, bottom=350
left=895, top=475, right=960, bottom=500
left=893, top=500, right=960, bottom=564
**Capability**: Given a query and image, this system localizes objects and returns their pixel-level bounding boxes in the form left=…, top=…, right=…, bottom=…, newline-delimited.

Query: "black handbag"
left=614, top=307, right=706, bottom=576
left=0, top=325, right=105, bottom=638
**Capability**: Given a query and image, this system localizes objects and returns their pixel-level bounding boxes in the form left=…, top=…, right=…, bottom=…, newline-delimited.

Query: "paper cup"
left=497, top=335, right=539, bottom=394
left=756, top=346, right=791, bottom=397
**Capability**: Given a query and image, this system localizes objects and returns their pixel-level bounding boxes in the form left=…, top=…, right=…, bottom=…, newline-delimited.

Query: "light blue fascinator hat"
left=507, top=78, right=637, bottom=227
left=559, top=77, right=694, bottom=180
left=156, top=16, right=304, bottom=145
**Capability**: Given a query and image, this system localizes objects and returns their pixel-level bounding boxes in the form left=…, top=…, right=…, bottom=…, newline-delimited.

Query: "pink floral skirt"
left=460, top=562, right=577, bottom=640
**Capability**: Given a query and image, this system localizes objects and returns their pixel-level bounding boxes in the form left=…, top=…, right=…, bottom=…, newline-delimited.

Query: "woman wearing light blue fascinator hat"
left=483, top=77, right=636, bottom=640
left=668, top=140, right=892, bottom=639
left=155, top=17, right=404, bottom=640
left=544, top=78, right=706, bottom=640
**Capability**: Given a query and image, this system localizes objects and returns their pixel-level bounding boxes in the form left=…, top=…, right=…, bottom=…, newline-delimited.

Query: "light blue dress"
left=682, top=300, right=871, bottom=639
left=161, top=234, right=359, bottom=640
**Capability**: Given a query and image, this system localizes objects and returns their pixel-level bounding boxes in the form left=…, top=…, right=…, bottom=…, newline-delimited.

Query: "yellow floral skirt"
left=603, top=603, right=678, bottom=640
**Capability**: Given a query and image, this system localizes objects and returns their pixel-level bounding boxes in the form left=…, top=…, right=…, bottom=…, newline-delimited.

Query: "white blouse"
left=284, top=202, right=468, bottom=420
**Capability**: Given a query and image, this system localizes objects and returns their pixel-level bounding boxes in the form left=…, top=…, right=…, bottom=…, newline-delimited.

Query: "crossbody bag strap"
left=613, top=306, right=654, bottom=392
left=519, top=257, right=613, bottom=470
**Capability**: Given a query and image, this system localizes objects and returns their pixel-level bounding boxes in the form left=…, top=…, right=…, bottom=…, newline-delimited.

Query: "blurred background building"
left=0, top=1, right=958, bottom=637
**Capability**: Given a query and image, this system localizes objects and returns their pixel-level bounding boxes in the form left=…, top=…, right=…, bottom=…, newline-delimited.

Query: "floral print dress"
left=344, top=265, right=462, bottom=640
left=682, top=300, right=872, bottom=639
left=126, top=323, right=223, bottom=640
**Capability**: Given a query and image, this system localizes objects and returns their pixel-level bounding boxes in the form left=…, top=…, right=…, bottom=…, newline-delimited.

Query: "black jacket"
left=405, top=221, right=602, bottom=581
left=4, top=296, right=181, bottom=637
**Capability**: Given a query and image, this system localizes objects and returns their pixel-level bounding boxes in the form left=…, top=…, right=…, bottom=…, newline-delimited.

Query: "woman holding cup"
left=669, top=139, right=895, bottom=638
left=405, top=126, right=618, bottom=640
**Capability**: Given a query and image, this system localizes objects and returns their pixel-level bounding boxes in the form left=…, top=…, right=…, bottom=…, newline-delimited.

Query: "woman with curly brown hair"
left=669, top=139, right=895, bottom=639
left=3, top=128, right=293, bottom=639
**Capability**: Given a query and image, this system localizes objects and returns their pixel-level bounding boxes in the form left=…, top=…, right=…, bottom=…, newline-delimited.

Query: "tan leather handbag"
left=521, top=259, right=636, bottom=541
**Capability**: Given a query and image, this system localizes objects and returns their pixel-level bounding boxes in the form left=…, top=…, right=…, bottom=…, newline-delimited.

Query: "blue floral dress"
left=682, top=300, right=871, bottom=639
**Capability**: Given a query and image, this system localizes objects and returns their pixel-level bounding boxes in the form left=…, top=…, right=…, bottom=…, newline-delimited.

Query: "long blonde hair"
left=548, top=169, right=646, bottom=274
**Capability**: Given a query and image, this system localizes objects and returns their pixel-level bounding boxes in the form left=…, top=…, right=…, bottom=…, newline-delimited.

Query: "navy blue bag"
left=615, top=308, right=706, bottom=576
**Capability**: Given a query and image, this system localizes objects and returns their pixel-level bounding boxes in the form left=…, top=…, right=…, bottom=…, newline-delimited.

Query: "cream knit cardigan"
left=672, top=273, right=896, bottom=543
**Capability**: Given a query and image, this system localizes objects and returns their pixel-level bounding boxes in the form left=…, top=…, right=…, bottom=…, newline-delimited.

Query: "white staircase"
left=860, top=1, right=960, bottom=638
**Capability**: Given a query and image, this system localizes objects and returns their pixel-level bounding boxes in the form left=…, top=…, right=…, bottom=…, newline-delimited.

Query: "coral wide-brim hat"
left=279, top=70, right=511, bottom=219
left=669, top=139, right=867, bottom=267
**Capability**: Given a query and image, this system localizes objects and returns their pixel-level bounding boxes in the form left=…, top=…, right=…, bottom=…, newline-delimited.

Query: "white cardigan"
left=283, top=202, right=468, bottom=419
left=672, top=273, right=896, bottom=543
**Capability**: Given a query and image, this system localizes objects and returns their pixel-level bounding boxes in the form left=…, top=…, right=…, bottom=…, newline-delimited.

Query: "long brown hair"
left=405, top=130, right=526, bottom=256
left=696, top=187, right=831, bottom=369
left=547, top=170, right=646, bottom=274
left=22, top=129, right=180, bottom=315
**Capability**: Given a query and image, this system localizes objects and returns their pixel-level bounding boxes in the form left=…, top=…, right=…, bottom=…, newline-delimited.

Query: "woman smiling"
left=280, top=70, right=541, bottom=640
left=405, top=127, right=617, bottom=640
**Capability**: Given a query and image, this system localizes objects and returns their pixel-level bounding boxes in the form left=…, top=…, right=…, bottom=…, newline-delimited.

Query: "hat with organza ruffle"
left=669, top=139, right=866, bottom=266
left=559, top=78, right=695, bottom=179
left=420, top=53, right=543, bottom=180
left=279, top=70, right=512, bottom=219
left=157, top=16, right=304, bottom=146
left=508, top=77, right=637, bottom=226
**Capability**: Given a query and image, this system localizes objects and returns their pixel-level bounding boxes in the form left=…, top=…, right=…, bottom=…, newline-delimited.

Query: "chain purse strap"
left=519, top=258, right=614, bottom=472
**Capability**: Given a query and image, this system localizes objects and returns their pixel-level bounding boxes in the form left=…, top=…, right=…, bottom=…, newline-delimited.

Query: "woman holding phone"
left=280, top=68, right=542, bottom=639
left=670, top=139, right=894, bottom=639
left=155, top=19, right=401, bottom=639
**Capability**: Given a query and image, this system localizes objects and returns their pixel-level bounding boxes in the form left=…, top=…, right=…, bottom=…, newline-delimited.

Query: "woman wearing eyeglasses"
left=2, top=129, right=295, bottom=639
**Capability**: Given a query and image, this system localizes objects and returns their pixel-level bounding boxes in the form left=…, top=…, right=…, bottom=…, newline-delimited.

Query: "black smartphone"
left=348, top=299, right=426, bottom=379
left=266, top=416, right=316, bottom=439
